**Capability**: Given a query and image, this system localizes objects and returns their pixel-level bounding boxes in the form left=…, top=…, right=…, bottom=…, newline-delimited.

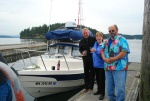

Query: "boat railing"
left=14, top=49, right=48, bottom=70
left=13, top=49, right=70, bottom=70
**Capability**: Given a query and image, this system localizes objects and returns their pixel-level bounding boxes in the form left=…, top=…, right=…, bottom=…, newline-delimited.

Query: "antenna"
left=47, top=0, right=53, bottom=52
left=78, top=0, right=84, bottom=30
left=48, top=0, right=53, bottom=31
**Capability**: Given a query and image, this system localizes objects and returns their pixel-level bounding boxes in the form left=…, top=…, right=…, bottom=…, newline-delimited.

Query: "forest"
left=19, top=23, right=98, bottom=39
left=19, top=23, right=142, bottom=39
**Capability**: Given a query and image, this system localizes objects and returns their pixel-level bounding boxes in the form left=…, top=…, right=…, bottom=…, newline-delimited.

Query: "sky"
left=0, top=0, right=144, bottom=35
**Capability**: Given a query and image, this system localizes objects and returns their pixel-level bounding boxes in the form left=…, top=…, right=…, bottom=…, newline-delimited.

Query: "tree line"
left=20, top=23, right=142, bottom=39
left=20, top=23, right=98, bottom=39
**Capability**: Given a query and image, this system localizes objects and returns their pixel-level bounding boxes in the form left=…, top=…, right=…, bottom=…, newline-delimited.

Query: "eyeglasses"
left=109, top=30, right=115, bottom=33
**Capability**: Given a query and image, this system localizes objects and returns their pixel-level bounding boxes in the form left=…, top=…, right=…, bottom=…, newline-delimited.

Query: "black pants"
left=94, top=68, right=105, bottom=96
left=83, top=59, right=95, bottom=90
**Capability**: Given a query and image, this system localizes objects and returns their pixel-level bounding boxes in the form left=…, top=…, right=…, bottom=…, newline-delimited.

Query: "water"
left=128, top=40, right=142, bottom=63
left=0, top=38, right=45, bottom=45
left=0, top=38, right=21, bottom=44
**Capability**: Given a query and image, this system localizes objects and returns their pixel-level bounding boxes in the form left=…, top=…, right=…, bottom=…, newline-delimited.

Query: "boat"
left=17, top=44, right=84, bottom=98
left=15, top=21, right=94, bottom=98
left=15, top=0, right=95, bottom=98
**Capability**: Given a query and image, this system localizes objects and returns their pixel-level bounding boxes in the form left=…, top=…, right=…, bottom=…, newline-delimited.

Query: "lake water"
left=0, top=38, right=21, bottom=44
left=1, top=38, right=142, bottom=101
left=128, top=40, right=142, bottom=63
left=0, top=38, right=45, bottom=45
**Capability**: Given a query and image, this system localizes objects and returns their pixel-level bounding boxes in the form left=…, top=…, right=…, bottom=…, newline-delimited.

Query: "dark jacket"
left=79, top=36, right=96, bottom=62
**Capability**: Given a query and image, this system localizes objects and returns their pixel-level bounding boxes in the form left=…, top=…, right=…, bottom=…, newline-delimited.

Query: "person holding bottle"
left=90, top=31, right=105, bottom=100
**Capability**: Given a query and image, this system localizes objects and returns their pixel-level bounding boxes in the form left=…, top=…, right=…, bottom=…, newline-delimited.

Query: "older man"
left=79, top=28, right=96, bottom=92
left=101, top=25, right=130, bottom=101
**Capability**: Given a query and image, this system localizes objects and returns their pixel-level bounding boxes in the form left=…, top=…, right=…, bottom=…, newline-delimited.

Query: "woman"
left=90, top=31, right=105, bottom=100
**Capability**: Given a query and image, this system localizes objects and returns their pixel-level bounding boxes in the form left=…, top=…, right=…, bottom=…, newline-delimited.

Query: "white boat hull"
left=16, top=42, right=85, bottom=98
left=18, top=70, right=84, bottom=98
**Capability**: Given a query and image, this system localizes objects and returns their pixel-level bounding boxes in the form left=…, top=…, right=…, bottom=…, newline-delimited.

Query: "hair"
left=114, top=24, right=118, bottom=31
left=96, top=31, right=103, bottom=37
left=96, top=31, right=103, bottom=41
left=82, top=28, right=90, bottom=32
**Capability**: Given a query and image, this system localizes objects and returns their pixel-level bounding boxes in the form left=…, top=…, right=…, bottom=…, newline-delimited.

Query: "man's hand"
left=82, top=50, right=87, bottom=56
left=103, top=58, right=109, bottom=63
left=107, top=52, right=127, bottom=63
left=107, top=57, right=116, bottom=63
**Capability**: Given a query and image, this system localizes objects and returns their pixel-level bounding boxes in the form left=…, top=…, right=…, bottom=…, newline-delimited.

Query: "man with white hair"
left=79, top=28, right=96, bottom=93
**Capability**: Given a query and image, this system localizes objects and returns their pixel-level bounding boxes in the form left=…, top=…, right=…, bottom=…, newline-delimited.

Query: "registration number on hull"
left=35, top=82, right=56, bottom=85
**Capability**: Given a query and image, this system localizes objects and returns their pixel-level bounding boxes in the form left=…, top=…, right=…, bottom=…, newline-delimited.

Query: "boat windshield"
left=58, top=46, right=69, bottom=54
left=49, top=45, right=80, bottom=57
left=49, top=46, right=56, bottom=54
left=49, top=46, right=70, bottom=55
left=72, top=47, right=80, bottom=57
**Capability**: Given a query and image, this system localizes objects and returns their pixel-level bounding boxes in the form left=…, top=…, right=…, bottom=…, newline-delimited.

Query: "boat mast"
left=48, top=0, right=53, bottom=31
left=78, top=0, right=82, bottom=30
left=46, top=0, right=53, bottom=52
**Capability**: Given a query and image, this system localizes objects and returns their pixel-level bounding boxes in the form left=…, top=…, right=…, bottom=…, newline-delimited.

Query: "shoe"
left=93, top=91, right=100, bottom=95
left=82, top=89, right=88, bottom=93
left=99, top=94, right=104, bottom=100
left=87, top=89, right=93, bottom=93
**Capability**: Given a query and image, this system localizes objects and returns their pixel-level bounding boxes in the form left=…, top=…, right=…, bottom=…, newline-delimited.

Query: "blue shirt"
left=92, top=41, right=104, bottom=68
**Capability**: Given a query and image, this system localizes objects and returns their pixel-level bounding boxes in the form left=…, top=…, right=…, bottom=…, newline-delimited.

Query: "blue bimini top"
left=45, top=29, right=94, bottom=41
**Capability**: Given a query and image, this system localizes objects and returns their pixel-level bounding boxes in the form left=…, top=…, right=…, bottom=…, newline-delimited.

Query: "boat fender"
left=0, top=62, right=25, bottom=101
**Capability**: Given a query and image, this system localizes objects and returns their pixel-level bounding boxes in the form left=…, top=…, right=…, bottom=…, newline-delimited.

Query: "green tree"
left=19, top=23, right=101, bottom=39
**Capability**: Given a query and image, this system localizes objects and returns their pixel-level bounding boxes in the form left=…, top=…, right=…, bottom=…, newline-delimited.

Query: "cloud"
left=0, top=0, right=144, bottom=35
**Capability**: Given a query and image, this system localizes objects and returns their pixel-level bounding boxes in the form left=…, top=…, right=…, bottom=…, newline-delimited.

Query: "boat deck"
left=68, top=62, right=140, bottom=101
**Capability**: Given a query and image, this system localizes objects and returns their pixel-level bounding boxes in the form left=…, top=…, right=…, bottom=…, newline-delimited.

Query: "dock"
left=0, top=43, right=47, bottom=63
left=68, top=62, right=140, bottom=101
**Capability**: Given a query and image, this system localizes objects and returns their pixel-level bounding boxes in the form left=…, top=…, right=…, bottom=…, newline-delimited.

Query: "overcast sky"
left=0, top=0, right=144, bottom=35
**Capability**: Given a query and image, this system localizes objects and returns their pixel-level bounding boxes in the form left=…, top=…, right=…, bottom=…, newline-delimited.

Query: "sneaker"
left=99, top=94, right=104, bottom=100
left=93, top=91, right=100, bottom=95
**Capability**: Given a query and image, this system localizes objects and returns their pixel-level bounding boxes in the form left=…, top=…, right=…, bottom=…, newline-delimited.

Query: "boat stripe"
left=19, top=73, right=84, bottom=81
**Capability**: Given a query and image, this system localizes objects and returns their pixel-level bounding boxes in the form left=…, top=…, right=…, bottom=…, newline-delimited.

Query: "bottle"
left=57, top=60, right=60, bottom=70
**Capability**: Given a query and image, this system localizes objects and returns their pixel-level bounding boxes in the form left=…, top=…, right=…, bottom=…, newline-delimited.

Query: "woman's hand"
left=90, top=48, right=96, bottom=52
left=104, top=58, right=109, bottom=63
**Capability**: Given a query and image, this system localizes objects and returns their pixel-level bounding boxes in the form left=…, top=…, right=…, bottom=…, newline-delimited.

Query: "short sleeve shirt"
left=100, top=35, right=130, bottom=70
